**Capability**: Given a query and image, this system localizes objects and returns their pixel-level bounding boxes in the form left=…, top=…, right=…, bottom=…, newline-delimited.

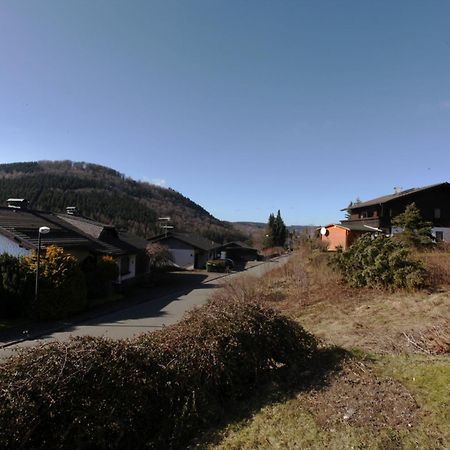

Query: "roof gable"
left=344, top=182, right=450, bottom=211
left=0, top=208, right=102, bottom=251
left=149, top=232, right=218, bottom=251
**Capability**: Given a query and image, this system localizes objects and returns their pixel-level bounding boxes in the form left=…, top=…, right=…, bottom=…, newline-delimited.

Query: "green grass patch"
left=195, top=354, right=450, bottom=450
left=375, top=354, right=450, bottom=447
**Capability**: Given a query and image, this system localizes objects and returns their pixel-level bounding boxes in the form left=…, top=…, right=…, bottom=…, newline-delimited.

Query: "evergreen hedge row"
left=0, top=297, right=318, bottom=449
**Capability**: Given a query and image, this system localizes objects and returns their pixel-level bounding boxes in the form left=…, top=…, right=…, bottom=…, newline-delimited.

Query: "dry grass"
left=419, top=250, right=450, bottom=290
left=250, top=248, right=450, bottom=356
left=197, top=245, right=450, bottom=449
left=196, top=355, right=450, bottom=450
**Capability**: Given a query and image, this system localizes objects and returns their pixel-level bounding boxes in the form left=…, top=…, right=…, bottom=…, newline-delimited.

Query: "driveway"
left=0, top=256, right=290, bottom=360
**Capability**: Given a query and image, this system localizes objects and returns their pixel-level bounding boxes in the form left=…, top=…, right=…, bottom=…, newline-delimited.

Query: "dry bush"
left=0, top=297, right=317, bottom=449
left=419, top=251, right=450, bottom=289
left=253, top=246, right=351, bottom=312
left=261, top=246, right=284, bottom=259
left=400, top=323, right=450, bottom=355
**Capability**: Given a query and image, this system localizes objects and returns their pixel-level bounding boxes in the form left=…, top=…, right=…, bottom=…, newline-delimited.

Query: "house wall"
left=117, top=254, right=136, bottom=282
left=170, top=248, right=195, bottom=269
left=431, top=227, right=450, bottom=242
left=152, top=237, right=209, bottom=269
left=350, top=184, right=450, bottom=230
left=390, top=226, right=450, bottom=243
left=321, top=227, right=348, bottom=251
left=195, top=251, right=210, bottom=269
left=0, top=234, right=31, bottom=257
left=386, top=186, right=450, bottom=227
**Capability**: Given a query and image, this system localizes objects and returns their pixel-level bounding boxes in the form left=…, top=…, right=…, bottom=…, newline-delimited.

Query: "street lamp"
left=35, top=226, right=50, bottom=303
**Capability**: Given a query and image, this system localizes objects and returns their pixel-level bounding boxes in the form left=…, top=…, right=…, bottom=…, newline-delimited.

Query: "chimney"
left=66, top=206, right=78, bottom=216
left=393, top=186, right=402, bottom=194
left=7, top=198, right=30, bottom=209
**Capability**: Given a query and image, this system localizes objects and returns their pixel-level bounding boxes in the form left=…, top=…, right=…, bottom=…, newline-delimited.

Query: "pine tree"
left=391, top=202, right=433, bottom=247
left=264, top=210, right=287, bottom=248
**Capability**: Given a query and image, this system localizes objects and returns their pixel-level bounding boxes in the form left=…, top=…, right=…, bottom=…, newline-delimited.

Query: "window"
left=435, top=231, right=444, bottom=242
left=434, top=208, right=441, bottom=219
left=121, top=256, right=130, bottom=275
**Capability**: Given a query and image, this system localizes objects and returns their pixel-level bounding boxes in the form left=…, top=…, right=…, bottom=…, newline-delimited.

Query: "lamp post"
left=35, top=226, right=50, bottom=303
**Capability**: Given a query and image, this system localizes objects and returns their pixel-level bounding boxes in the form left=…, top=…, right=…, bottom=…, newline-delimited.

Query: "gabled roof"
left=57, top=213, right=114, bottom=239
left=217, top=241, right=257, bottom=250
left=321, top=223, right=375, bottom=232
left=342, top=182, right=450, bottom=211
left=118, top=231, right=149, bottom=251
left=57, top=213, right=142, bottom=255
left=0, top=207, right=105, bottom=252
left=148, top=232, right=219, bottom=252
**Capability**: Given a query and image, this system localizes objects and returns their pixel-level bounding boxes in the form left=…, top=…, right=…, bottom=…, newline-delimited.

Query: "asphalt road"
left=0, top=256, right=290, bottom=360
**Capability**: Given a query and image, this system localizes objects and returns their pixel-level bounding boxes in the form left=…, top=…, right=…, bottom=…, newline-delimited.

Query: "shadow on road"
left=0, top=271, right=216, bottom=346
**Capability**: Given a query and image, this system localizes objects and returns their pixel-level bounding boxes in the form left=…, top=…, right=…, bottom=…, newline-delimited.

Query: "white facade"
left=0, top=234, right=31, bottom=257
left=390, top=226, right=450, bottom=242
left=431, top=227, right=450, bottom=242
left=169, top=248, right=195, bottom=269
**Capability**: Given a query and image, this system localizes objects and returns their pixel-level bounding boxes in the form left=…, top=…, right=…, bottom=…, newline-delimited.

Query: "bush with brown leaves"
left=0, top=297, right=317, bottom=449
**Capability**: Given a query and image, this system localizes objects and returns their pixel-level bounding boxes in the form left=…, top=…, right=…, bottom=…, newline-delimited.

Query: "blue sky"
left=0, top=1, right=449, bottom=225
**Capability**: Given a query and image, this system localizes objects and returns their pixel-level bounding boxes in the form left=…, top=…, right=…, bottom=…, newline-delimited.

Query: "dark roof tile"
left=343, top=182, right=449, bottom=210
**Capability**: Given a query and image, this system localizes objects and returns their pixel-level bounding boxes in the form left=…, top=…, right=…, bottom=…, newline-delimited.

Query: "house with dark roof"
left=147, top=232, right=218, bottom=269
left=57, top=209, right=150, bottom=283
left=215, top=241, right=259, bottom=262
left=0, top=201, right=148, bottom=284
left=341, top=182, right=450, bottom=241
left=0, top=204, right=105, bottom=260
left=320, top=182, right=450, bottom=250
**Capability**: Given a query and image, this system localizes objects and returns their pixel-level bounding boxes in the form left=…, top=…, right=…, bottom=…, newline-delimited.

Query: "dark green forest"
left=0, top=161, right=244, bottom=243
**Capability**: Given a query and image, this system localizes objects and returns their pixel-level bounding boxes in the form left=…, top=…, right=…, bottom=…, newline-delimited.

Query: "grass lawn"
left=192, top=248, right=450, bottom=449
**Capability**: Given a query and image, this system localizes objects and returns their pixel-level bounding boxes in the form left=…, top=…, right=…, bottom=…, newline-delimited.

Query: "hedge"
left=0, top=297, right=318, bottom=449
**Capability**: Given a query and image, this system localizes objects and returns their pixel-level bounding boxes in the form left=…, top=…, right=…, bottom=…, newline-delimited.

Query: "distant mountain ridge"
left=233, top=221, right=316, bottom=236
left=0, top=161, right=244, bottom=243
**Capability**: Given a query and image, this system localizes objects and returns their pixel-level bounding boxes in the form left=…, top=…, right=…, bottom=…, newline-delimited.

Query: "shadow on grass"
left=189, top=346, right=351, bottom=449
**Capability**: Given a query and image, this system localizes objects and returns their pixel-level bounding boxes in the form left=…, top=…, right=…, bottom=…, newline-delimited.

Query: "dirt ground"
left=301, top=359, right=419, bottom=431
left=197, top=249, right=450, bottom=449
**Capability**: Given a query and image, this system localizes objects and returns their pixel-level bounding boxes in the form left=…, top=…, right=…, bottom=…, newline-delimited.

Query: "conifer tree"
left=264, top=210, right=287, bottom=248
left=391, top=202, right=433, bottom=247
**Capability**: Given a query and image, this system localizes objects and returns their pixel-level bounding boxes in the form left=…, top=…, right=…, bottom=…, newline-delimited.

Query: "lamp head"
left=39, top=226, right=50, bottom=234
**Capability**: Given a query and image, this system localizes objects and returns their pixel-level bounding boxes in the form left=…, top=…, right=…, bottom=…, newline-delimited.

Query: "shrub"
left=419, top=251, right=450, bottom=289
left=83, top=255, right=119, bottom=299
left=206, top=259, right=228, bottom=272
left=0, top=298, right=317, bottom=449
left=146, top=242, right=173, bottom=269
left=23, top=245, right=87, bottom=319
left=331, top=234, right=426, bottom=290
left=0, top=253, right=33, bottom=318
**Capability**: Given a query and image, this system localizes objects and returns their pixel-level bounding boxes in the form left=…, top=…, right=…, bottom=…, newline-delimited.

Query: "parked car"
left=206, top=258, right=234, bottom=272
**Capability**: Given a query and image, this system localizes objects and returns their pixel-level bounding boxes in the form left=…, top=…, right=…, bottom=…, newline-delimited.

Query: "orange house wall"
left=321, top=227, right=348, bottom=251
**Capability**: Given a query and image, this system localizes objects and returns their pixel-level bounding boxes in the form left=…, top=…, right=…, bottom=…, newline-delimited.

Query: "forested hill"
left=0, top=161, right=244, bottom=243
